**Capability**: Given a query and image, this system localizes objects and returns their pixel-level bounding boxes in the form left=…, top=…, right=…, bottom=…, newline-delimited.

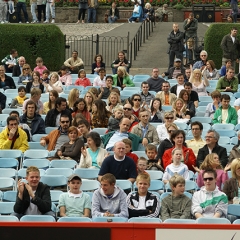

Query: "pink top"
left=197, top=169, right=229, bottom=190
left=59, top=73, right=72, bottom=86
left=34, top=66, right=48, bottom=77
left=75, top=77, right=91, bottom=87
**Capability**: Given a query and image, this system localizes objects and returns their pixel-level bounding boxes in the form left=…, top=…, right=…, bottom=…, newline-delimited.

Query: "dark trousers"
left=168, top=50, right=183, bottom=69
left=78, top=9, right=86, bottom=21
left=37, top=4, right=46, bottom=22
left=16, top=2, right=28, bottom=22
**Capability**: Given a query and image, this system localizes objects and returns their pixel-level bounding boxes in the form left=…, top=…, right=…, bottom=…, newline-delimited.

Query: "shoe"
left=132, top=21, right=135, bottom=23
left=1, top=21, right=4, bottom=24
left=51, top=19, right=55, bottom=23
left=44, top=20, right=49, bottom=23
left=26, top=21, right=29, bottom=23
left=19, top=21, right=22, bottom=23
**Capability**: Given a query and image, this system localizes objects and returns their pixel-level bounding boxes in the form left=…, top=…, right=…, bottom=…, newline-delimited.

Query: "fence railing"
left=64, top=21, right=155, bottom=68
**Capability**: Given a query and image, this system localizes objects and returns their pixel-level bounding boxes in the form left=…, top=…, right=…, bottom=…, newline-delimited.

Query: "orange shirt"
left=165, top=93, right=170, bottom=105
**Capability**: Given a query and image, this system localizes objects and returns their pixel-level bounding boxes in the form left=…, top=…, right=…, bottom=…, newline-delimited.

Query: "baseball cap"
left=68, top=174, right=82, bottom=182
left=175, top=58, right=181, bottom=62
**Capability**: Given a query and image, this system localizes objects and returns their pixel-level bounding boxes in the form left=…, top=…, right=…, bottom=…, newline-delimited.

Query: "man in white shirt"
left=64, top=50, right=84, bottom=74
left=170, top=73, right=185, bottom=97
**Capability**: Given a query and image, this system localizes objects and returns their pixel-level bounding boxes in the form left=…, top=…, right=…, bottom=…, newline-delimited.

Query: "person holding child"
left=127, top=173, right=160, bottom=218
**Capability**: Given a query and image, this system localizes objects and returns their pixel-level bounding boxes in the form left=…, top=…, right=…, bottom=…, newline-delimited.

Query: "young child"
left=10, top=86, right=28, bottom=108
left=162, top=148, right=189, bottom=184
left=58, top=174, right=91, bottom=217
left=41, top=69, right=50, bottom=84
left=122, top=138, right=138, bottom=166
left=43, top=72, right=63, bottom=93
left=145, top=144, right=163, bottom=171
left=126, top=173, right=160, bottom=218
left=34, top=57, right=48, bottom=78
left=160, top=174, right=192, bottom=221
left=108, top=107, right=123, bottom=132
left=137, top=157, right=148, bottom=174
left=75, top=69, right=91, bottom=87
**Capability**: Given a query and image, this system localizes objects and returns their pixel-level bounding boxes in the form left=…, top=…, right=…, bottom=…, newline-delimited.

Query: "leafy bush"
left=204, top=23, right=237, bottom=69
left=0, top=24, right=65, bottom=71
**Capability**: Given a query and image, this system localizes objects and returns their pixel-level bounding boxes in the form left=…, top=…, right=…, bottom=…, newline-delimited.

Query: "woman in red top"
left=162, top=130, right=196, bottom=172
left=72, top=98, right=91, bottom=122
left=75, top=69, right=91, bottom=87
left=130, top=93, right=142, bottom=118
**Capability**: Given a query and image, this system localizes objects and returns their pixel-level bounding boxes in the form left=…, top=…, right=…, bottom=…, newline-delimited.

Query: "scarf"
left=16, top=96, right=27, bottom=105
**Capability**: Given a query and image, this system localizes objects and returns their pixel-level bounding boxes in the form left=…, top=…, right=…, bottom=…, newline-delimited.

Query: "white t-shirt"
left=24, top=190, right=41, bottom=215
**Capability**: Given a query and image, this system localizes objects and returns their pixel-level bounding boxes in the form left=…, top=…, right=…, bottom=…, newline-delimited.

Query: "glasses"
left=23, top=68, right=29, bottom=70
left=165, top=117, right=174, bottom=120
left=201, top=55, right=206, bottom=57
left=168, top=130, right=176, bottom=133
left=123, top=108, right=132, bottom=111
left=61, top=121, right=69, bottom=124
left=205, top=136, right=214, bottom=139
left=203, top=177, right=214, bottom=181
left=133, top=99, right=141, bottom=101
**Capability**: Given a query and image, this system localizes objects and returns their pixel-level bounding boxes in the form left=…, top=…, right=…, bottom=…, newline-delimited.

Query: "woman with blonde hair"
left=193, top=153, right=229, bottom=190
left=84, top=91, right=96, bottom=112
left=112, top=66, right=134, bottom=90
left=43, top=90, right=59, bottom=114
left=178, top=89, right=195, bottom=118
left=43, top=72, right=63, bottom=93
left=68, top=88, right=80, bottom=109
left=223, top=158, right=240, bottom=203
left=172, top=98, right=191, bottom=122
left=106, top=91, right=122, bottom=113
left=189, top=67, right=209, bottom=96
left=18, top=64, right=32, bottom=84
left=202, top=60, right=219, bottom=80
left=144, top=2, right=154, bottom=22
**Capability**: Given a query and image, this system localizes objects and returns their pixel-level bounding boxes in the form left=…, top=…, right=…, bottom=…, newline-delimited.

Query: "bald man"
left=98, top=141, right=137, bottom=183
left=12, top=56, right=26, bottom=77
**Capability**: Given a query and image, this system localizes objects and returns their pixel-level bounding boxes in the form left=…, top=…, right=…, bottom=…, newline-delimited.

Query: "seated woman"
left=43, top=72, right=63, bottom=93
left=220, top=59, right=232, bottom=77
left=229, top=131, right=240, bottom=162
left=162, top=130, right=196, bottom=172
left=112, top=66, right=134, bottom=90
left=18, top=64, right=32, bottom=84
left=143, top=3, right=154, bottom=22
left=91, top=99, right=111, bottom=129
left=84, top=91, right=96, bottom=113
left=92, top=54, right=105, bottom=74
left=193, top=153, right=229, bottom=190
left=72, top=98, right=91, bottom=122
left=79, top=132, right=107, bottom=169
left=111, top=51, right=131, bottom=74
left=43, top=90, right=59, bottom=114
left=75, top=69, right=91, bottom=87
left=107, top=2, right=119, bottom=23
left=189, top=67, right=209, bottom=96
left=202, top=60, right=220, bottom=80
left=149, top=98, right=164, bottom=123
left=59, top=65, right=72, bottom=86
left=55, top=126, right=84, bottom=163
left=72, top=113, right=86, bottom=127
left=172, top=98, right=191, bottom=123
left=68, top=88, right=80, bottom=110
left=26, top=71, right=44, bottom=93
left=178, top=89, right=195, bottom=118
left=0, top=65, right=16, bottom=90
left=10, top=86, right=28, bottom=108
left=205, top=90, right=221, bottom=118
left=130, top=94, right=142, bottom=118
left=106, top=91, right=122, bottom=113
left=128, top=0, right=143, bottom=23
left=223, top=158, right=240, bottom=204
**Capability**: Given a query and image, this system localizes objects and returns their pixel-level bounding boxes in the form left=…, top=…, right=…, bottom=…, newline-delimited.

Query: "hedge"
left=204, top=23, right=238, bottom=69
left=0, top=24, right=65, bottom=71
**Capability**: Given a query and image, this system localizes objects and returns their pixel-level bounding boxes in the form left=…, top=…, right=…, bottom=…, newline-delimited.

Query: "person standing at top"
left=230, top=0, right=239, bottom=23
left=167, top=23, right=184, bottom=69
left=87, top=0, right=98, bottom=23
left=221, top=27, right=240, bottom=69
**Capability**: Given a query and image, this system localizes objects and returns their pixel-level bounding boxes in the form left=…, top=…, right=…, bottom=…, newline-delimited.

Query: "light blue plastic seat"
left=218, top=137, right=230, bottom=145
left=81, top=179, right=99, bottom=191
left=164, top=219, right=196, bottom=223
left=50, top=190, right=63, bottom=204
left=116, top=180, right=133, bottom=191
left=128, top=217, right=162, bottom=223
left=45, top=127, right=58, bottom=134
left=0, top=202, right=15, bottom=214
left=45, top=168, right=73, bottom=178
left=92, top=217, right=128, bottom=222
left=20, top=215, right=56, bottom=222
left=49, top=160, right=77, bottom=169
left=40, top=175, right=67, bottom=188
left=73, top=168, right=99, bottom=179
left=57, top=217, right=92, bottom=222
left=212, top=123, right=235, bottom=130
left=32, top=134, right=48, bottom=142
left=28, top=142, right=46, bottom=150
left=215, top=130, right=236, bottom=138
left=92, top=128, right=107, bottom=135
left=145, top=170, right=163, bottom=180
left=191, top=117, right=212, bottom=124
left=196, top=217, right=231, bottom=224
left=132, top=151, right=147, bottom=158
left=22, top=159, right=50, bottom=169
left=2, top=191, right=17, bottom=202
left=0, top=168, right=16, bottom=178
left=0, top=216, right=19, bottom=221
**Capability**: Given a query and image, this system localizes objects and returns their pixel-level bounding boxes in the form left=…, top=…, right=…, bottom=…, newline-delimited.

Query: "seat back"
left=81, top=179, right=99, bottom=191
left=45, top=168, right=73, bottom=178
left=0, top=202, right=15, bottom=214
left=49, top=160, right=77, bottom=169
left=128, top=217, right=162, bottom=223
left=0, top=158, right=19, bottom=169
left=92, top=217, right=128, bottom=222
left=164, top=219, right=196, bottom=223
left=196, top=217, right=231, bottom=224
left=22, top=159, right=50, bottom=169
left=2, top=191, right=17, bottom=202
left=57, top=217, right=92, bottom=222
left=40, top=175, right=67, bottom=188
left=73, top=168, right=99, bottom=179
left=20, top=215, right=56, bottom=222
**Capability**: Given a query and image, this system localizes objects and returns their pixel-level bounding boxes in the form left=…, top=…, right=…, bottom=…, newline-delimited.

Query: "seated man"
left=212, top=94, right=237, bottom=125
left=193, top=50, right=207, bottom=71
left=13, top=166, right=53, bottom=219
left=78, top=119, right=91, bottom=144
left=162, top=58, right=186, bottom=80
left=156, top=81, right=177, bottom=106
left=64, top=50, right=84, bottom=74
left=131, top=109, right=160, bottom=146
left=170, top=73, right=185, bottom=97
left=191, top=169, right=228, bottom=219
left=205, top=90, right=221, bottom=118
left=1, top=48, right=18, bottom=73
left=0, top=116, right=29, bottom=152
left=127, top=173, right=160, bottom=218
left=98, top=75, right=117, bottom=99
left=101, top=117, right=141, bottom=151
left=139, top=81, right=155, bottom=106
left=12, top=56, right=26, bottom=77
left=20, top=100, right=46, bottom=135
left=184, top=82, right=199, bottom=108
left=147, top=68, right=165, bottom=92
left=111, top=51, right=131, bottom=75
left=59, top=174, right=91, bottom=217
left=98, top=141, right=137, bottom=183
left=92, top=173, right=129, bottom=218
left=160, top=174, right=191, bottom=221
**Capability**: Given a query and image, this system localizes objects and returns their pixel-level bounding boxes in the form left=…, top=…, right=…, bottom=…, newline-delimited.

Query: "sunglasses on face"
left=165, top=117, right=174, bottom=120
left=123, top=108, right=132, bottom=111
left=203, top=177, right=214, bottom=181
left=61, top=121, right=69, bottom=124
left=201, top=55, right=206, bottom=57
left=23, top=68, right=29, bottom=70
left=133, top=99, right=141, bottom=101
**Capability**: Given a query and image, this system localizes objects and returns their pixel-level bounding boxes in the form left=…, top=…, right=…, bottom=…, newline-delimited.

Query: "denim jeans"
left=46, top=2, right=55, bottom=20
left=108, top=16, right=118, bottom=23
left=231, top=3, right=239, bottom=23
left=87, top=7, right=96, bottom=23
left=17, top=2, right=28, bottom=22
left=31, top=3, right=38, bottom=22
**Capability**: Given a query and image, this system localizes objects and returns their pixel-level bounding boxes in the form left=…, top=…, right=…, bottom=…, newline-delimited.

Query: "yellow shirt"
left=185, top=138, right=206, bottom=157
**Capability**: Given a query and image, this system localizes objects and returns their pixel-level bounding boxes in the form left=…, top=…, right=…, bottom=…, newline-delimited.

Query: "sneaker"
left=44, top=20, right=49, bottom=23
left=1, top=21, right=4, bottom=24
left=51, top=19, right=55, bottom=23
left=19, top=21, right=22, bottom=23
left=26, top=21, right=29, bottom=23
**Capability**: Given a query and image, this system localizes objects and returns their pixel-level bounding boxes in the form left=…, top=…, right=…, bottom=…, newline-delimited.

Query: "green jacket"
left=212, top=105, right=237, bottom=125
left=112, top=74, right=134, bottom=87
left=216, top=76, right=238, bottom=92
left=101, top=131, right=141, bottom=151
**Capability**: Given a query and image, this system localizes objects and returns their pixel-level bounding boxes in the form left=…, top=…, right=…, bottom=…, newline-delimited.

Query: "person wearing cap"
left=13, top=166, right=53, bottom=219
left=58, top=174, right=91, bottom=217
left=162, top=58, right=186, bottom=80
left=92, top=173, right=129, bottom=218
left=167, top=23, right=184, bottom=69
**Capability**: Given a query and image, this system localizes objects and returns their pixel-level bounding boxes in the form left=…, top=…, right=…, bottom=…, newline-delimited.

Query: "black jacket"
left=26, top=82, right=44, bottom=94
left=45, top=108, right=72, bottom=127
left=91, top=62, right=106, bottom=74
left=20, top=113, right=46, bottom=135
left=0, top=92, right=6, bottom=109
left=157, top=138, right=173, bottom=165
left=164, top=66, right=186, bottom=79
left=127, top=191, right=160, bottom=218
left=12, top=64, right=21, bottom=77
left=167, top=29, right=184, bottom=52
left=196, top=143, right=228, bottom=167
left=0, top=74, right=16, bottom=89
left=109, top=7, right=120, bottom=19
left=14, top=182, right=52, bottom=214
